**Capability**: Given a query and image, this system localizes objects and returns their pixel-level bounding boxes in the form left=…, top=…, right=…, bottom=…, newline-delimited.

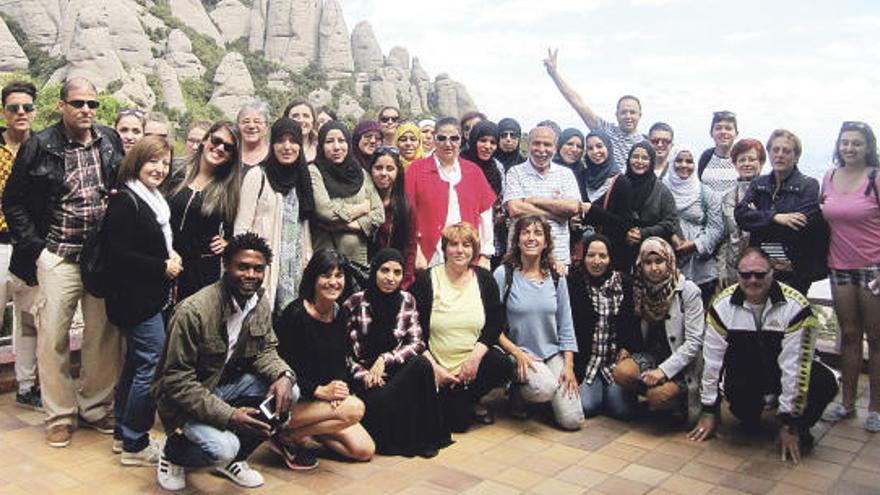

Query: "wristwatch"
left=279, top=370, right=295, bottom=384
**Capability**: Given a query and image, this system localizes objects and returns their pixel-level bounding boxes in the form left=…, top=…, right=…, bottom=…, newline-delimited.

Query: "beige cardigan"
left=308, top=164, right=384, bottom=266
left=234, top=166, right=311, bottom=309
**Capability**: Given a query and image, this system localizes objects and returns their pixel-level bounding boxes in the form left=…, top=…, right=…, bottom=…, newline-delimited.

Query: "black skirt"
left=356, top=355, right=452, bottom=456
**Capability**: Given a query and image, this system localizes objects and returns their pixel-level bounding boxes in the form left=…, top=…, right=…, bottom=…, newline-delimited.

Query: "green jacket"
left=152, top=280, right=294, bottom=432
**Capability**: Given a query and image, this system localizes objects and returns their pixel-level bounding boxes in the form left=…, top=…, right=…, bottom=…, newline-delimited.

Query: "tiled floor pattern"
left=0, top=378, right=876, bottom=495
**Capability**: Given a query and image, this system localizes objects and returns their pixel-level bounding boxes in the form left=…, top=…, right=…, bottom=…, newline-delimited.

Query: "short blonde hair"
left=440, top=222, right=481, bottom=263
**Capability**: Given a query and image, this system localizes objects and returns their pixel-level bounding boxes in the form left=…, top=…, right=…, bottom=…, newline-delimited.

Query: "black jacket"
left=2, top=122, right=124, bottom=285
left=410, top=266, right=503, bottom=349
left=582, top=175, right=635, bottom=272
left=567, top=270, right=640, bottom=383
left=103, top=186, right=172, bottom=328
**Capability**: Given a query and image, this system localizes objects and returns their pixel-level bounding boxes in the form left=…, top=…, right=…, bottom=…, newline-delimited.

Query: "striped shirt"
left=504, top=160, right=580, bottom=264
left=596, top=118, right=646, bottom=173
left=702, top=153, right=739, bottom=194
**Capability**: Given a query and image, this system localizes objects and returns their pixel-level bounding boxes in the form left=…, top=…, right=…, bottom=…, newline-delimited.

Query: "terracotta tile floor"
left=0, top=377, right=875, bottom=494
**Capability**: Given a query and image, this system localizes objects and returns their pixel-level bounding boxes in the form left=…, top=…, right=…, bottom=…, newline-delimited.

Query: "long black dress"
left=169, top=187, right=227, bottom=302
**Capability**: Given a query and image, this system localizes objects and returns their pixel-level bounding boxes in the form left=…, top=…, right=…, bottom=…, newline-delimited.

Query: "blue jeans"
left=580, top=374, right=634, bottom=420
left=113, top=312, right=166, bottom=452
left=163, top=373, right=299, bottom=468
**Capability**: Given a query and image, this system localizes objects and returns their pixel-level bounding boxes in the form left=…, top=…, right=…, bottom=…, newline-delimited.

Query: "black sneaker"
left=270, top=436, right=318, bottom=471
left=16, top=387, right=43, bottom=412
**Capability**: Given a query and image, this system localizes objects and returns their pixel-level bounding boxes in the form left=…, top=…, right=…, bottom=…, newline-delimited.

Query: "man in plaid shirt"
left=3, top=77, right=125, bottom=448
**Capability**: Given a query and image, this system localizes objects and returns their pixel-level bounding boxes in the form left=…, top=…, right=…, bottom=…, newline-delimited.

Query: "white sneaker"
left=157, top=453, right=185, bottom=491
left=215, top=461, right=264, bottom=488
left=112, top=439, right=123, bottom=454
left=122, top=438, right=162, bottom=466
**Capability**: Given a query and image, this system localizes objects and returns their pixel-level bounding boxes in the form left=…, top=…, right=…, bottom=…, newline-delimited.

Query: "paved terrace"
left=0, top=376, right=875, bottom=495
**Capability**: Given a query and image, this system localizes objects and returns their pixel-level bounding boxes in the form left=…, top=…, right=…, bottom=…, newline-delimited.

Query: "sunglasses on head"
left=209, top=134, right=236, bottom=154
left=65, top=99, right=100, bottom=110
left=375, top=146, right=400, bottom=156
left=435, top=134, right=461, bottom=144
left=117, top=108, right=144, bottom=118
left=841, top=121, right=870, bottom=132
left=5, top=103, right=35, bottom=113
left=738, top=271, right=768, bottom=280
left=713, top=110, right=736, bottom=120
left=500, top=131, right=518, bottom=139
left=379, top=115, right=399, bottom=124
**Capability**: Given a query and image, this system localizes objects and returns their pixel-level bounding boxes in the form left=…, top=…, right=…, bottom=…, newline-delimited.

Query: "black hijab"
left=462, top=120, right=503, bottom=196
left=265, top=117, right=315, bottom=219
left=315, top=121, right=364, bottom=198
left=494, top=117, right=526, bottom=169
left=624, top=142, right=658, bottom=210
left=362, top=248, right=406, bottom=364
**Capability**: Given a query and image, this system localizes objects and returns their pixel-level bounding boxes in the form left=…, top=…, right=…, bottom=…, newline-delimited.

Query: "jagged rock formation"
left=209, top=52, right=255, bottom=120
left=209, top=0, right=251, bottom=44
left=0, top=16, right=28, bottom=72
left=3, top=0, right=478, bottom=121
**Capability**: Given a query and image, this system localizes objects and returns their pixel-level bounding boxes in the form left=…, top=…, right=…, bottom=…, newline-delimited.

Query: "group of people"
left=0, top=53, right=877, bottom=490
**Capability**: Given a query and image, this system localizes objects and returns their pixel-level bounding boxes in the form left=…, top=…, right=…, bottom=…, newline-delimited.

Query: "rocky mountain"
left=0, top=0, right=478, bottom=123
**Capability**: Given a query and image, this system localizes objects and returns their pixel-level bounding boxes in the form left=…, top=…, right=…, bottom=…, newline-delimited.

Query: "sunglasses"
left=650, top=138, right=671, bottom=146
left=675, top=157, right=695, bottom=164
left=65, top=99, right=100, bottom=110
left=5, top=103, right=35, bottom=113
left=117, top=108, right=144, bottom=118
left=500, top=131, right=518, bottom=139
left=375, top=146, right=400, bottom=157
left=435, top=134, right=461, bottom=144
left=842, top=121, right=870, bottom=132
left=209, top=134, right=236, bottom=154
left=737, top=271, right=768, bottom=280
left=379, top=115, right=399, bottom=124
left=713, top=110, right=736, bottom=120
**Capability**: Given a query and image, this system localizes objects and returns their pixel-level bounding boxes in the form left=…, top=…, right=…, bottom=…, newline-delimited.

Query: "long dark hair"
left=371, top=147, right=411, bottom=253
left=502, top=215, right=556, bottom=276
left=834, top=121, right=880, bottom=168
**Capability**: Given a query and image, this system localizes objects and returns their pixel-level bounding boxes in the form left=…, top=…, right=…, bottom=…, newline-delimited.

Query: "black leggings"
left=439, top=347, right=512, bottom=433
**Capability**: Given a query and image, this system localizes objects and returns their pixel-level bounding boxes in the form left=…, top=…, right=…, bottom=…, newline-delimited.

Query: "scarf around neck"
left=633, top=237, right=679, bottom=323
left=362, top=248, right=406, bottom=364
left=315, top=121, right=364, bottom=198
left=625, top=142, right=658, bottom=210
left=126, top=178, right=173, bottom=255
left=584, top=131, right=619, bottom=201
left=462, top=120, right=503, bottom=195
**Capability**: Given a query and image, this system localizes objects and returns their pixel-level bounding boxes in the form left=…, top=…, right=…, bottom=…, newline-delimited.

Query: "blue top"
left=494, top=265, right=577, bottom=359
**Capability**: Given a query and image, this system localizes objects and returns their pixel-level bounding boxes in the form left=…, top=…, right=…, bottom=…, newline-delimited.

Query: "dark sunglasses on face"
left=738, top=271, right=768, bottom=280
left=435, top=134, right=461, bottom=144
left=5, top=103, right=35, bottom=113
left=209, top=134, right=236, bottom=153
left=379, top=115, right=399, bottom=123
left=650, top=138, right=671, bottom=146
left=500, top=131, right=518, bottom=139
left=65, top=99, right=100, bottom=110
left=675, top=157, right=695, bottom=164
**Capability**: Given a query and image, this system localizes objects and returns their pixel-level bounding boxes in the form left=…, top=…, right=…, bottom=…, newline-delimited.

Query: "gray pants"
left=514, top=352, right=584, bottom=430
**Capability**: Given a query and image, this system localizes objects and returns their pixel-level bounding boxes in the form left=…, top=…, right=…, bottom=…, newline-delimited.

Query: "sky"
left=341, top=0, right=879, bottom=178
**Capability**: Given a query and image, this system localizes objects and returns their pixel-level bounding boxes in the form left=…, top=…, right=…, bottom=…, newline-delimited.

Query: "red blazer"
left=404, top=156, right=496, bottom=279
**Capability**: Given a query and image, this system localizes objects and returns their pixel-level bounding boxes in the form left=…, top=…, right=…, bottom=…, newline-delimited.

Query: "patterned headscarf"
left=634, top=237, right=679, bottom=322
left=395, top=122, right=424, bottom=169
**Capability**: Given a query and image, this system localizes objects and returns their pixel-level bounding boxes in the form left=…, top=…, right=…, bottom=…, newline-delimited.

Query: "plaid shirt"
left=0, top=134, right=14, bottom=239
left=45, top=130, right=108, bottom=260
left=343, top=290, right=425, bottom=384
left=583, top=272, right=624, bottom=384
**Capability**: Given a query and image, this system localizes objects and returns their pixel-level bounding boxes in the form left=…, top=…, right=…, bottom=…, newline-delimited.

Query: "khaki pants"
left=35, top=249, right=122, bottom=427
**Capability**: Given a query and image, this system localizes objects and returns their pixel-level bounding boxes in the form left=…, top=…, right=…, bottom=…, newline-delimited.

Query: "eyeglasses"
left=209, top=134, right=236, bottom=154
left=435, top=134, right=462, bottom=144
left=500, top=131, right=518, bottom=139
left=650, top=138, right=671, bottom=146
left=375, top=146, right=400, bottom=156
left=65, top=100, right=100, bottom=110
left=737, top=271, right=768, bottom=280
left=379, top=115, right=399, bottom=124
left=5, top=103, right=35, bottom=113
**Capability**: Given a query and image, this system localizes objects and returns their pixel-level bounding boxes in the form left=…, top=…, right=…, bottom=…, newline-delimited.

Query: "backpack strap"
left=502, top=264, right=515, bottom=307
left=602, top=174, right=620, bottom=210
left=866, top=168, right=880, bottom=209
left=700, top=183, right=708, bottom=227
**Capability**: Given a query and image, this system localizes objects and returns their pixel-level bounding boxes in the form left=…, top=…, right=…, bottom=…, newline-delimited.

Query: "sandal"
left=822, top=403, right=856, bottom=423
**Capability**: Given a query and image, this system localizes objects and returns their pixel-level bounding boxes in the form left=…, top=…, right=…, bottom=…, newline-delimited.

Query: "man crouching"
left=152, top=232, right=297, bottom=490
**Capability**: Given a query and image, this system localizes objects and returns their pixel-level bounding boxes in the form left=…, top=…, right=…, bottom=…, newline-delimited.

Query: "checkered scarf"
left=584, top=271, right=624, bottom=384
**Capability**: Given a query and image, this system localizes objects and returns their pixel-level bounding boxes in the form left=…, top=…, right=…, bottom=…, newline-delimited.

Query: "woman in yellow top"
left=395, top=122, right=424, bottom=169
left=411, top=222, right=511, bottom=432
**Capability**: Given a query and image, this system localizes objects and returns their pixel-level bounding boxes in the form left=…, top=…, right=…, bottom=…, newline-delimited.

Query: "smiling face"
left=628, top=146, right=652, bottom=176
left=315, top=266, right=345, bottom=303
left=529, top=127, right=557, bottom=169
left=585, top=136, right=608, bottom=166
left=443, top=236, right=475, bottom=270
left=397, top=131, right=419, bottom=161
left=323, top=129, right=349, bottom=164
left=137, top=151, right=171, bottom=189
left=711, top=120, right=738, bottom=149
left=273, top=133, right=301, bottom=166
left=768, top=136, right=797, bottom=177
left=376, top=260, right=403, bottom=294
left=673, top=150, right=696, bottom=180
left=649, top=130, right=673, bottom=163
left=358, top=131, right=380, bottom=155
left=238, top=109, right=267, bottom=146
left=476, top=135, right=498, bottom=162
left=559, top=136, right=585, bottom=165
left=640, top=252, right=670, bottom=284
left=288, top=104, right=314, bottom=136
left=3, top=91, right=36, bottom=135
left=202, top=126, right=236, bottom=169
left=434, top=123, right=461, bottom=164
left=225, top=249, right=267, bottom=300
left=737, top=251, right=773, bottom=304
left=838, top=130, right=867, bottom=166
left=735, top=148, right=763, bottom=180
left=616, top=98, right=641, bottom=133
left=584, top=240, right=610, bottom=278
left=518, top=221, right=547, bottom=260
left=115, top=115, right=144, bottom=153
left=420, top=125, right=435, bottom=151
left=371, top=154, right=398, bottom=192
